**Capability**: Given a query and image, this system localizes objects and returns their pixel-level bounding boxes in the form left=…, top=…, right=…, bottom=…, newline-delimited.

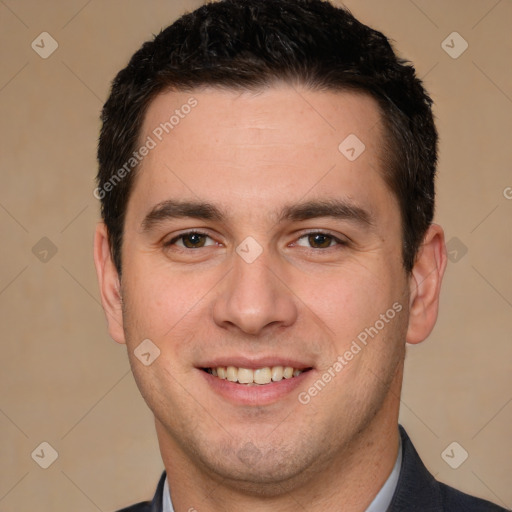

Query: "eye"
left=295, top=232, right=346, bottom=249
left=166, top=231, right=216, bottom=249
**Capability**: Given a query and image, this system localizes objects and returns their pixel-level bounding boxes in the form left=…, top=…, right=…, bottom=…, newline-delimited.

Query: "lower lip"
left=198, top=369, right=312, bottom=406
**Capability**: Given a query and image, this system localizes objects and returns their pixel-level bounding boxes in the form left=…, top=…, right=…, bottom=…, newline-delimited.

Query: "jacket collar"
left=149, top=471, right=166, bottom=512
left=386, top=425, right=443, bottom=511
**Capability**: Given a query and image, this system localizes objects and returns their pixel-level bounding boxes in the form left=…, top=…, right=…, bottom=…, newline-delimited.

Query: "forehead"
left=142, top=85, right=383, bottom=152
left=129, top=86, right=392, bottom=221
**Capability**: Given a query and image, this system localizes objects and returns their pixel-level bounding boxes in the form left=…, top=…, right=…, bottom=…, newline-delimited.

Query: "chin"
left=195, top=439, right=317, bottom=494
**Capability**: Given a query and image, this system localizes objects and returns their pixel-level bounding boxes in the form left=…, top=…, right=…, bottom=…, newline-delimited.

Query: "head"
left=97, top=0, right=438, bottom=276
left=94, top=0, right=446, bottom=498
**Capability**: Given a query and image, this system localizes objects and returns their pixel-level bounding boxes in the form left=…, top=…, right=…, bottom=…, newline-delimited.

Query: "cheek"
left=121, top=256, right=218, bottom=345
left=295, top=264, right=402, bottom=337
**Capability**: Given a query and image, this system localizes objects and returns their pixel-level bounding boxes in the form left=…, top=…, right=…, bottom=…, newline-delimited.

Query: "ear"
left=406, top=223, right=447, bottom=344
left=93, top=222, right=126, bottom=344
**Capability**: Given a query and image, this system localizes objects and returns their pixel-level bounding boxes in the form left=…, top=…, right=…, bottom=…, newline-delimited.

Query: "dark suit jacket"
left=117, top=426, right=509, bottom=511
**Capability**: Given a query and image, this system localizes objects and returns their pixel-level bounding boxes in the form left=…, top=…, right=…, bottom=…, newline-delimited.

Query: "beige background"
left=1, top=0, right=511, bottom=510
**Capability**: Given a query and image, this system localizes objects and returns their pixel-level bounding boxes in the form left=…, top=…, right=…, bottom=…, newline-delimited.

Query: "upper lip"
left=197, top=356, right=313, bottom=370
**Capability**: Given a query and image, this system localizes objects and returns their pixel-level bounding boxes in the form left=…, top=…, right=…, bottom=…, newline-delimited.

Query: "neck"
left=157, top=372, right=402, bottom=512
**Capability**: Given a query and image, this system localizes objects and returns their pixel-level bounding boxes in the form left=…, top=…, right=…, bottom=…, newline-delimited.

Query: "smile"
left=203, top=366, right=309, bottom=385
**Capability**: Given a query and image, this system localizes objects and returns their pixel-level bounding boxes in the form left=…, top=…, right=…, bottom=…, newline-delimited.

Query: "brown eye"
left=307, top=233, right=334, bottom=248
left=295, top=232, right=346, bottom=250
left=182, top=233, right=207, bottom=248
left=166, top=232, right=215, bottom=249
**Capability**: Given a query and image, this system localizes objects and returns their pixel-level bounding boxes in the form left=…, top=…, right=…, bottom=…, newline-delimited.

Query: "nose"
left=212, top=248, right=298, bottom=336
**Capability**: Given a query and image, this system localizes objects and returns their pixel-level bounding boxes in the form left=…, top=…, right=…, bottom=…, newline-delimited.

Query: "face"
left=98, top=86, right=428, bottom=491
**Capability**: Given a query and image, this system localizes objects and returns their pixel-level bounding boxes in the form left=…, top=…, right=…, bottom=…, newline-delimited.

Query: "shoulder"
left=438, top=481, right=509, bottom=512
left=389, top=426, right=509, bottom=512
left=115, top=503, right=152, bottom=512
left=114, top=471, right=166, bottom=512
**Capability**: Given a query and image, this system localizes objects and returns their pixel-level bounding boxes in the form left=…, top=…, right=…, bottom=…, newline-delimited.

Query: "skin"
left=94, top=85, right=447, bottom=511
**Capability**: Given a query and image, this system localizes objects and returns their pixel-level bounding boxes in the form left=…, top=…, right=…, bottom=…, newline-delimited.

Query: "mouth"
left=201, top=365, right=312, bottom=385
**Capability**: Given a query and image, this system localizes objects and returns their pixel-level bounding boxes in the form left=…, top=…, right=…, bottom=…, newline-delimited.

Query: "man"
left=93, top=1, right=507, bottom=510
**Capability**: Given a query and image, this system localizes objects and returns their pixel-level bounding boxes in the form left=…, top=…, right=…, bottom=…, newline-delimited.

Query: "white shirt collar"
left=365, top=435, right=402, bottom=512
left=162, top=437, right=402, bottom=512
left=162, top=477, right=173, bottom=512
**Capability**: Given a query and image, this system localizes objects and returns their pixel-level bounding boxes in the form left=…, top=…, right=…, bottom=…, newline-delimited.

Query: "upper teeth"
left=208, top=366, right=303, bottom=385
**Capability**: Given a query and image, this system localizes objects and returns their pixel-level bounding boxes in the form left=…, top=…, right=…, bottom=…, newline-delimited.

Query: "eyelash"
left=164, top=231, right=217, bottom=248
left=164, top=230, right=348, bottom=250
left=295, top=232, right=348, bottom=250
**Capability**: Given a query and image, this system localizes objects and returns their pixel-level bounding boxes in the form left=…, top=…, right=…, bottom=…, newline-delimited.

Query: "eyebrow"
left=141, top=200, right=224, bottom=232
left=140, top=198, right=374, bottom=232
left=277, top=199, right=374, bottom=226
